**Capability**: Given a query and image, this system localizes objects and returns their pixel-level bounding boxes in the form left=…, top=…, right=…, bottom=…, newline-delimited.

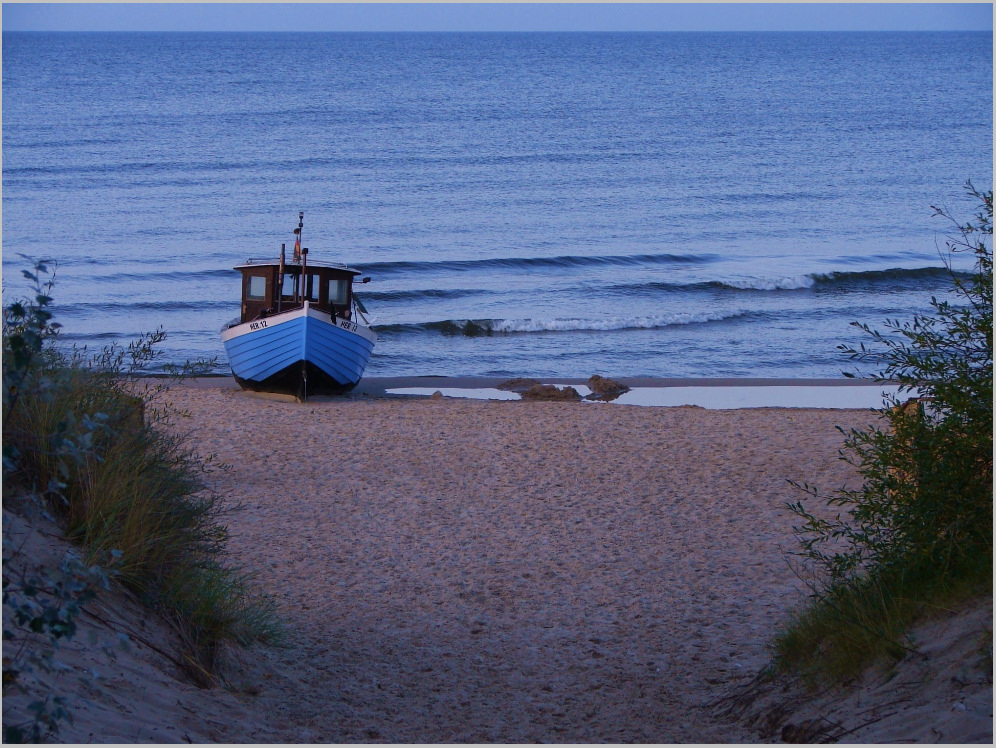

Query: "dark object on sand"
left=584, top=375, right=630, bottom=401
left=496, top=377, right=542, bottom=393
left=587, top=375, right=629, bottom=396
left=521, top=384, right=582, bottom=401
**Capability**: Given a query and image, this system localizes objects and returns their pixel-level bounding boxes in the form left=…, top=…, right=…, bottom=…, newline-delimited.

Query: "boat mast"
left=296, top=212, right=308, bottom=400
left=301, top=246, right=309, bottom=304
left=277, top=243, right=285, bottom=313
left=294, top=212, right=305, bottom=303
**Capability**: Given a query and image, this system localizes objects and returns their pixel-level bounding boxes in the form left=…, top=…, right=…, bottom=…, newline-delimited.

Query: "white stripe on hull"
left=221, top=302, right=377, bottom=345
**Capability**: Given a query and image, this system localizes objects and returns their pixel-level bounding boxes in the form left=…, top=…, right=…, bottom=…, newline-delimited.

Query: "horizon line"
left=4, top=28, right=992, bottom=34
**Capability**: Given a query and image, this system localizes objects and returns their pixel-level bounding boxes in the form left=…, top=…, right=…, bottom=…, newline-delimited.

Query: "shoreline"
left=175, top=375, right=903, bottom=409
left=180, top=374, right=886, bottom=392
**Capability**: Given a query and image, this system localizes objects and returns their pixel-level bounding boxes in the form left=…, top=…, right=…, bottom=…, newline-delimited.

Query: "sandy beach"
left=181, top=388, right=870, bottom=743
left=4, top=383, right=991, bottom=743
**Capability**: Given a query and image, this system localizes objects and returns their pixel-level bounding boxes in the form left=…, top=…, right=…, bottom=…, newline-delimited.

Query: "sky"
left=2, top=2, right=993, bottom=32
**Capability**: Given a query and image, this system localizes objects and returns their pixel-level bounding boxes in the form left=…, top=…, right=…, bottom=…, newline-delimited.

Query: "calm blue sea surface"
left=2, top=32, right=992, bottom=378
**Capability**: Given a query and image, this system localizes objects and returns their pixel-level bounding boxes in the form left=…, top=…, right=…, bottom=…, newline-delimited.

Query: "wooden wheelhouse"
left=235, top=255, right=363, bottom=324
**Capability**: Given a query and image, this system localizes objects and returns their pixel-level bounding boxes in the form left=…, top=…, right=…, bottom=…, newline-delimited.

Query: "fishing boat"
left=220, top=212, right=376, bottom=399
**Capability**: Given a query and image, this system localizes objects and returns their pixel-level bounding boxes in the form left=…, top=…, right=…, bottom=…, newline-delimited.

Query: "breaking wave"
left=375, top=310, right=750, bottom=337
left=363, top=266, right=965, bottom=304
left=609, top=266, right=965, bottom=295
left=810, top=266, right=969, bottom=288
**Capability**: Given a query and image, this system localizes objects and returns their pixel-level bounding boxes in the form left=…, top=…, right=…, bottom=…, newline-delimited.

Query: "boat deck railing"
left=241, top=258, right=351, bottom=269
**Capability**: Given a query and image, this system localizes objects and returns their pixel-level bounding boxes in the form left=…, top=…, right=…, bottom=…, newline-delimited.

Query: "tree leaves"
left=790, top=183, right=993, bottom=591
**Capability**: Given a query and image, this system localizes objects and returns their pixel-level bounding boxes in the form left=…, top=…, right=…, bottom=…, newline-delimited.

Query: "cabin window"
left=307, top=275, right=320, bottom=301
left=329, top=279, right=349, bottom=306
left=247, top=275, right=267, bottom=300
left=281, top=274, right=298, bottom=299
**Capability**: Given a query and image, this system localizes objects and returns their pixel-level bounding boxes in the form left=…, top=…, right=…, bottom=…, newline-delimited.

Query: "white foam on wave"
left=718, top=275, right=816, bottom=291
left=490, top=310, right=742, bottom=333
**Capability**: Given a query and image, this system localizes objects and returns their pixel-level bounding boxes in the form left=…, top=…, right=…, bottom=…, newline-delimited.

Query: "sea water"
left=2, top=32, right=992, bottom=379
left=384, top=384, right=908, bottom=409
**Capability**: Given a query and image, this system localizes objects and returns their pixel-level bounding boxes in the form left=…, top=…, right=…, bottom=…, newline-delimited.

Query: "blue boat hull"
left=221, top=304, right=376, bottom=397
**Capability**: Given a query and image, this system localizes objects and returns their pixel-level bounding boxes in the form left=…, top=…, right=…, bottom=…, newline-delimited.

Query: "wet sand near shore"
left=182, top=374, right=888, bottom=395
left=156, top=384, right=875, bottom=742
left=183, top=374, right=903, bottom=409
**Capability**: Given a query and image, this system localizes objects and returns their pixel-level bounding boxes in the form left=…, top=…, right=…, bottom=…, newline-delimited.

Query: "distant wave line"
left=359, top=251, right=717, bottom=277
left=361, top=287, right=495, bottom=302
left=5, top=137, right=124, bottom=150
left=1, top=147, right=677, bottom=180
left=92, top=268, right=237, bottom=283
left=52, top=299, right=236, bottom=315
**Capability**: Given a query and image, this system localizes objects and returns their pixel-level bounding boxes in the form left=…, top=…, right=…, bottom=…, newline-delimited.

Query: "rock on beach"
left=521, top=383, right=582, bottom=401
left=587, top=374, right=629, bottom=395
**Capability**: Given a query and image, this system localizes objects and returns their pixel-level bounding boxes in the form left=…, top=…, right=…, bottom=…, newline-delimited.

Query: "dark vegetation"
left=2, top=261, right=280, bottom=741
left=778, top=184, right=993, bottom=682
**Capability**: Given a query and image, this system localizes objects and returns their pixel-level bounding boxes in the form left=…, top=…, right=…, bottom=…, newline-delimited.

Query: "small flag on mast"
left=293, top=227, right=302, bottom=262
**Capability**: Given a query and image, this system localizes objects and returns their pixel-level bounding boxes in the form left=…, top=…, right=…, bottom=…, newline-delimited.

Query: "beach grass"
left=774, top=563, right=990, bottom=684
left=3, top=270, right=282, bottom=685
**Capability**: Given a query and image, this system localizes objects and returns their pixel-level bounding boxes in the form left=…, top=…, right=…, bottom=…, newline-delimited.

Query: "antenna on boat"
left=293, top=212, right=304, bottom=302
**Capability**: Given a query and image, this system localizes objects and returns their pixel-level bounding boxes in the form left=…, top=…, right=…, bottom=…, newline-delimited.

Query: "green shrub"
left=2, top=541, right=116, bottom=743
left=778, top=184, right=993, bottom=680
left=3, top=261, right=281, bottom=711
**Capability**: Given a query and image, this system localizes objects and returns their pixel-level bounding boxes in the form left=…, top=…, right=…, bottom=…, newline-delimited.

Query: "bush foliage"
left=778, top=184, right=993, bottom=680
left=3, top=261, right=280, bottom=740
